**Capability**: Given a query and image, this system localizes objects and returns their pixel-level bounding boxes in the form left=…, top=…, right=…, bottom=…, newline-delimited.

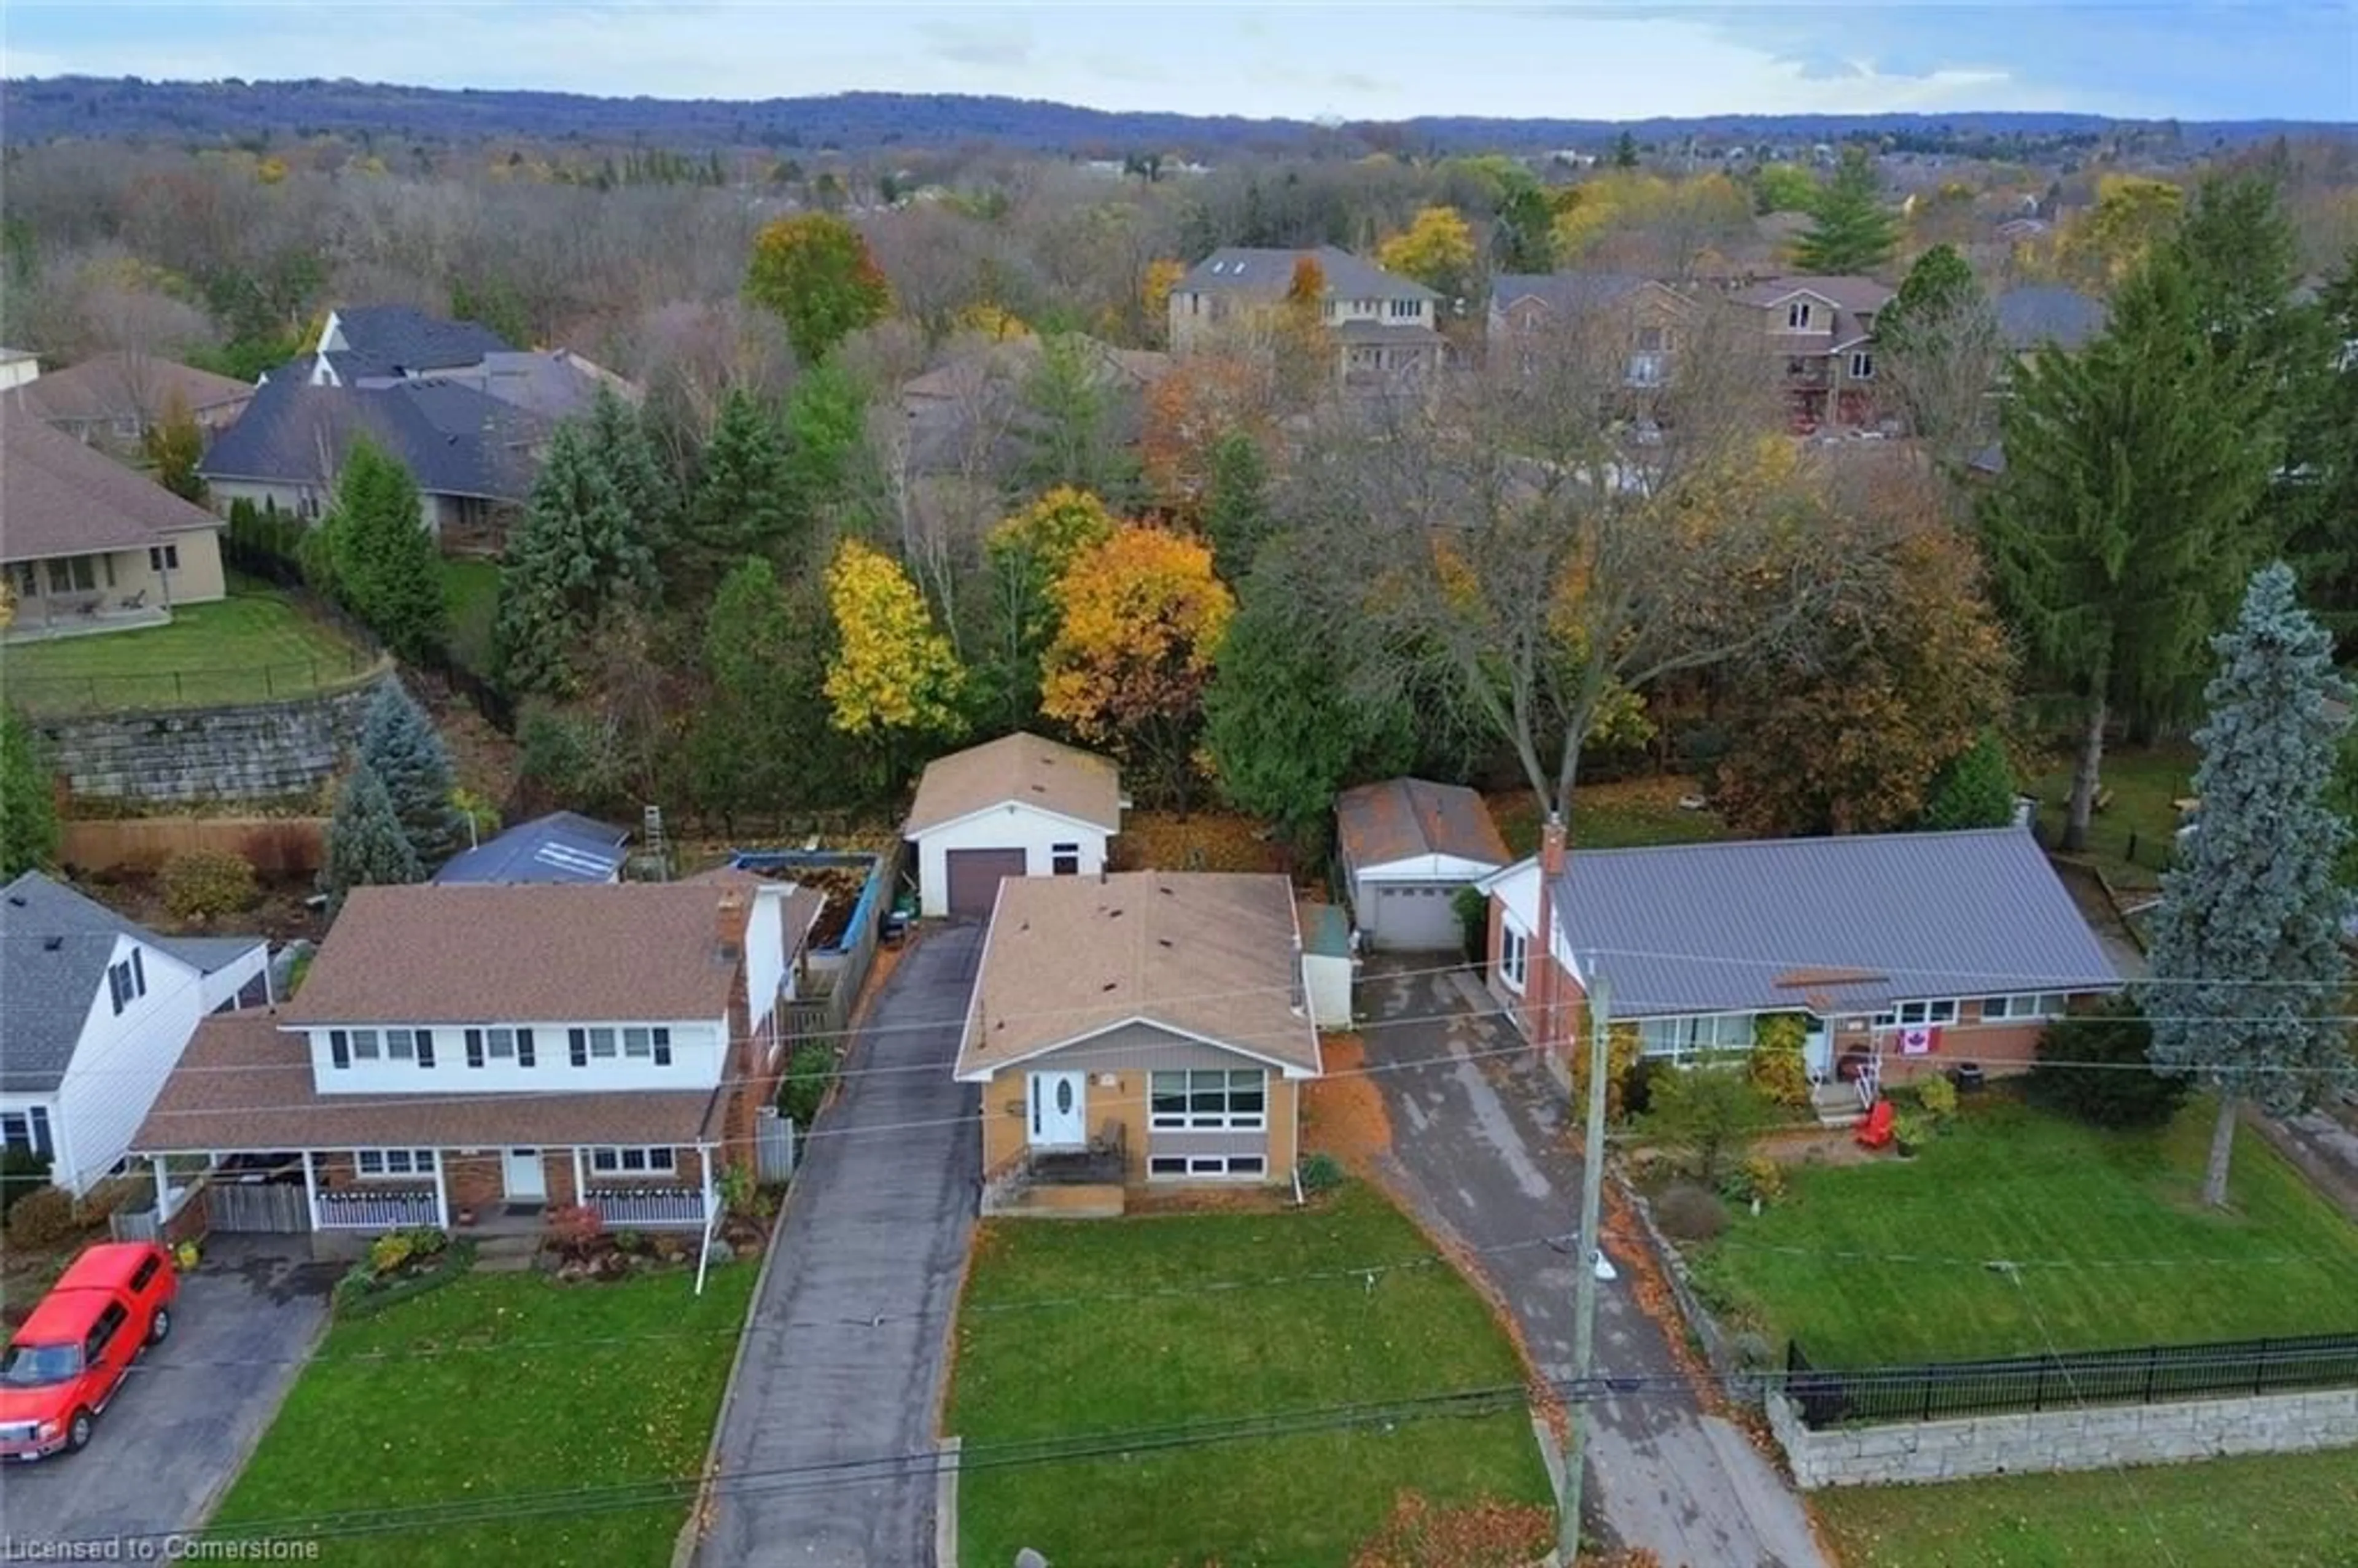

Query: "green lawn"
left=210, top=1263, right=758, bottom=1566
left=2028, top=743, right=2197, bottom=893
left=439, top=557, right=502, bottom=675
left=949, top=1184, right=1553, bottom=1568
left=1692, top=1098, right=2358, bottom=1366
left=4, top=586, right=376, bottom=713
left=1493, top=775, right=1735, bottom=858
left=1815, top=1448, right=2358, bottom=1567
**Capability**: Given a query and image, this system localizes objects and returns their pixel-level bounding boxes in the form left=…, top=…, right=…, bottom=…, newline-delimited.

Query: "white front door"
left=1802, top=1018, right=1835, bottom=1083
left=1028, top=1071, right=1088, bottom=1149
left=502, top=1147, right=548, bottom=1203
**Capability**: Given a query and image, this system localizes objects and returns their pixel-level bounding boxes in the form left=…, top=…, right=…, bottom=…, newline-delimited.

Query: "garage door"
left=944, top=847, right=1029, bottom=920
left=1366, top=882, right=1465, bottom=952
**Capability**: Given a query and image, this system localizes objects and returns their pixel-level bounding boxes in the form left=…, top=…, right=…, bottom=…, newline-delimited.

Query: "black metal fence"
left=1784, top=1330, right=2358, bottom=1429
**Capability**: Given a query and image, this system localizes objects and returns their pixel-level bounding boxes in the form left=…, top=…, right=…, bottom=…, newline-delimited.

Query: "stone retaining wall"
left=1766, top=1384, right=2358, bottom=1489
left=31, top=669, right=389, bottom=804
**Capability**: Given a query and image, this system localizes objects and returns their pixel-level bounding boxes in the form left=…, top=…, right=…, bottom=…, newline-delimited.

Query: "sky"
left=5, top=2, right=2355, bottom=123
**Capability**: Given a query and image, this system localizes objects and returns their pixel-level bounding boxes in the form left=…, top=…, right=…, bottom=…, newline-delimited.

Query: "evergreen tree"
left=780, top=362, right=869, bottom=541
left=1791, top=147, right=1900, bottom=275
left=2287, top=252, right=2358, bottom=643
left=688, top=557, right=843, bottom=823
left=1920, top=729, right=2015, bottom=831
left=1979, top=254, right=2279, bottom=851
left=1200, top=430, right=1273, bottom=582
left=1613, top=131, right=1640, bottom=170
left=319, top=762, right=424, bottom=917
left=1493, top=184, right=1556, bottom=274
left=2145, top=562, right=2356, bottom=1208
left=583, top=386, right=677, bottom=557
left=0, top=711, right=60, bottom=879
left=680, top=389, right=795, bottom=591
left=323, top=438, right=446, bottom=661
left=1018, top=334, right=1139, bottom=505
left=357, top=681, right=467, bottom=870
left=1875, top=246, right=2004, bottom=465
left=493, top=419, right=661, bottom=697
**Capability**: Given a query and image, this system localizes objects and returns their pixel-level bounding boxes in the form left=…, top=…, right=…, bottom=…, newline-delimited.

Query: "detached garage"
left=1336, top=778, right=1511, bottom=952
left=905, top=732, right=1125, bottom=920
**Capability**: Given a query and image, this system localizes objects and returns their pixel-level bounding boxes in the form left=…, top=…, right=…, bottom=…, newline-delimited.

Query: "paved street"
left=696, top=926, right=981, bottom=1568
left=1360, top=959, right=1828, bottom=1568
left=0, top=1238, right=333, bottom=1547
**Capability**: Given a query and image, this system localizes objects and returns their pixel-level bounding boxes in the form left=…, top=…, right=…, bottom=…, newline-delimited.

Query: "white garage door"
left=1364, top=882, right=1465, bottom=952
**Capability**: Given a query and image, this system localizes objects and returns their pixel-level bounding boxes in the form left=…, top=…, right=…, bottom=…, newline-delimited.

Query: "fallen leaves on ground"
left=1302, top=1033, right=1394, bottom=1175
left=1108, top=809, right=1290, bottom=874
left=1349, top=1490, right=1554, bottom=1568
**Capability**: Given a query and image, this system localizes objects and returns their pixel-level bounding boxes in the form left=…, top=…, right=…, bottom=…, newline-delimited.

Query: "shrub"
left=1652, top=1181, right=1729, bottom=1243
left=1621, top=1054, right=1661, bottom=1119
left=2028, top=997, right=2193, bottom=1129
left=1, top=1147, right=55, bottom=1219
left=367, top=1230, right=416, bottom=1276
left=1573, top=1020, right=1646, bottom=1124
left=1748, top=1014, right=1813, bottom=1109
left=1644, top=1065, right=1773, bottom=1186
left=1296, top=1152, right=1345, bottom=1194
left=1450, top=885, right=1488, bottom=963
left=71, top=1174, right=149, bottom=1228
left=547, top=1202, right=605, bottom=1260
left=1719, top=1153, right=1787, bottom=1207
left=1890, top=1109, right=1933, bottom=1152
left=161, top=848, right=261, bottom=923
left=613, top=1228, right=644, bottom=1255
left=777, top=1042, right=838, bottom=1128
left=335, top=1236, right=477, bottom=1318
left=1913, top=1073, right=1959, bottom=1123
left=4, top=1186, right=79, bottom=1249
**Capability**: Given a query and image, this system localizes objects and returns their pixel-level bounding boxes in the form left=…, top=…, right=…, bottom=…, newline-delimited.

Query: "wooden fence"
left=62, top=816, right=330, bottom=876
left=207, top=1181, right=314, bottom=1233
left=778, top=844, right=902, bottom=1052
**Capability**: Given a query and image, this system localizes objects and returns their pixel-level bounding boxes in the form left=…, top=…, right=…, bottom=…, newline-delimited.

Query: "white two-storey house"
left=2, top=872, right=269, bottom=1195
left=133, top=874, right=822, bottom=1239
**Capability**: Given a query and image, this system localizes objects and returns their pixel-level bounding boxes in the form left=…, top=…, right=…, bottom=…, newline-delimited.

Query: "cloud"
left=916, top=14, right=1034, bottom=70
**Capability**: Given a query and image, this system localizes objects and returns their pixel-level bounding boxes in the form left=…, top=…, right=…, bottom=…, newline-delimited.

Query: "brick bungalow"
left=1479, top=823, right=2125, bottom=1097
left=130, top=874, right=820, bottom=1244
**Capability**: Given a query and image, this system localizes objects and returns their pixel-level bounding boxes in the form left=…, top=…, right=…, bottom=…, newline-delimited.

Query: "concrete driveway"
left=696, top=925, right=981, bottom=1568
left=0, top=1236, right=333, bottom=1547
left=1359, top=959, right=1827, bottom=1568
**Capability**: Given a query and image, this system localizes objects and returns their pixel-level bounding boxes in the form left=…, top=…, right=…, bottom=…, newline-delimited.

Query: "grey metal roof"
left=198, top=371, right=549, bottom=501
left=357, top=350, right=629, bottom=422
left=1548, top=828, right=2123, bottom=1017
left=432, top=811, right=630, bottom=885
left=0, top=872, right=263, bottom=1092
left=1491, top=273, right=1655, bottom=316
left=1994, top=285, right=2109, bottom=351
left=323, top=306, right=513, bottom=381
left=1180, top=246, right=1439, bottom=303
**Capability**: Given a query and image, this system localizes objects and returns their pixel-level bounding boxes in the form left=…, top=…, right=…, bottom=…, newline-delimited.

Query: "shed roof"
left=956, top=872, right=1319, bottom=1077
left=433, top=812, right=631, bottom=885
left=131, top=1013, right=720, bottom=1153
left=0, top=406, right=227, bottom=564
left=1541, top=828, right=2122, bottom=1015
left=905, top=732, right=1123, bottom=837
left=1337, top=779, right=1511, bottom=872
left=283, top=882, right=747, bottom=1025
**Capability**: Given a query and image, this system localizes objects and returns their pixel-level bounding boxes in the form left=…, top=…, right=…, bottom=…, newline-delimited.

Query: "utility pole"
left=1557, top=962, right=1611, bottom=1565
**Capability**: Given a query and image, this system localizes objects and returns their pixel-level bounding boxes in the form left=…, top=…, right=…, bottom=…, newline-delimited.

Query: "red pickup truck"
left=0, top=1241, right=177, bottom=1461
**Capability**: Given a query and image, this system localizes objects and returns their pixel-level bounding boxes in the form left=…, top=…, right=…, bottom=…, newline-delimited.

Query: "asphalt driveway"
left=0, top=1236, right=333, bottom=1547
left=1360, top=958, right=1827, bottom=1568
left=696, top=925, right=981, bottom=1568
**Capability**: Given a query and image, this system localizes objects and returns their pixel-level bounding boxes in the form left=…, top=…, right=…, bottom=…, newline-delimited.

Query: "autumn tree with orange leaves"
left=1040, top=524, right=1235, bottom=806
left=1141, top=354, right=1269, bottom=511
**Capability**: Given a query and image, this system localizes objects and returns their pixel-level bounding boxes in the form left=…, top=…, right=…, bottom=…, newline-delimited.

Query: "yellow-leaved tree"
left=1377, top=205, right=1478, bottom=305
left=1040, top=525, right=1235, bottom=806
left=2058, top=175, right=2185, bottom=289
left=1142, top=257, right=1186, bottom=345
left=823, top=538, right=966, bottom=788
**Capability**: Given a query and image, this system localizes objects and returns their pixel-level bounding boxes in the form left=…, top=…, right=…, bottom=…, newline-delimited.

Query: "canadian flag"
left=1898, top=1025, right=1941, bottom=1056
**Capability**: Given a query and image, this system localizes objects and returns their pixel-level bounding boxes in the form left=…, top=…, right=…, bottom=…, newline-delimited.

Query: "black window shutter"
left=465, top=1029, right=484, bottom=1068
left=109, top=967, right=125, bottom=1015
left=653, top=1028, right=671, bottom=1066
left=330, top=1030, right=351, bottom=1069
left=131, top=948, right=145, bottom=994
left=569, top=1028, right=588, bottom=1068
left=416, top=1030, right=436, bottom=1068
left=518, top=1028, right=535, bottom=1067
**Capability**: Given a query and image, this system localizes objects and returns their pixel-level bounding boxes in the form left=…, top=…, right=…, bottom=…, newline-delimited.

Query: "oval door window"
left=1056, top=1079, right=1075, bottom=1114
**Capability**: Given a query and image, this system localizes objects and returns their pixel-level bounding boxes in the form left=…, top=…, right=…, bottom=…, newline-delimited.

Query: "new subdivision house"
left=1167, top=246, right=1446, bottom=390
left=4, top=352, right=257, bottom=449
left=131, top=876, right=821, bottom=1241
left=1481, top=826, right=2122, bottom=1101
left=1487, top=273, right=1695, bottom=392
left=1, top=873, right=268, bottom=1195
left=904, top=732, right=1126, bottom=920
left=1730, top=275, right=1896, bottom=429
left=1, top=405, right=229, bottom=639
left=1335, top=778, right=1511, bottom=952
left=957, top=872, right=1323, bottom=1213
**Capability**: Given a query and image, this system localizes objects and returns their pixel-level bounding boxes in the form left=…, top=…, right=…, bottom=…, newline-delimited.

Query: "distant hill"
left=4, top=76, right=2349, bottom=157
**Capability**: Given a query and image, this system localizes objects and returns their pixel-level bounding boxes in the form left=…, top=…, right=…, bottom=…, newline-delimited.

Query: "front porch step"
left=1811, top=1083, right=1869, bottom=1128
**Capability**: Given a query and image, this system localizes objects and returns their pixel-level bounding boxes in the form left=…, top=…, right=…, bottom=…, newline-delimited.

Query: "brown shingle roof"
left=130, top=1012, right=719, bottom=1152
left=1336, top=779, right=1512, bottom=872
left=6, top=352, right=254, bottom=427
left=284, top=882, right=745, bottom=1026
left=905, top=732, right=1123, bottom=837
left=955, top=872, right=1320, bottom=1077
left=0, top=405, right=225, bottom=564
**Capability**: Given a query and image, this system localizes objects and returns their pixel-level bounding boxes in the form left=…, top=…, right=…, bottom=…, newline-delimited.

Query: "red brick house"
left=131, top=875, right=821, bottom=1244
left=1479, top=822, right=2123, bottom=1101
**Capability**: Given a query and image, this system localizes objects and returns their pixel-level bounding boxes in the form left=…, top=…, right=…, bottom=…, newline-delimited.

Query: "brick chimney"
left=715, top=885, right=750, bottom=964
left=1533, top=813, right=1567, bottom=1060
left=714, top=883, right=758, bottom=1189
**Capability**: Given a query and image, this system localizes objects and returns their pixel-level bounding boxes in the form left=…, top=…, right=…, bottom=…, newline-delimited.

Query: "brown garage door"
left=944, top=847, right=1028, bottom=920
